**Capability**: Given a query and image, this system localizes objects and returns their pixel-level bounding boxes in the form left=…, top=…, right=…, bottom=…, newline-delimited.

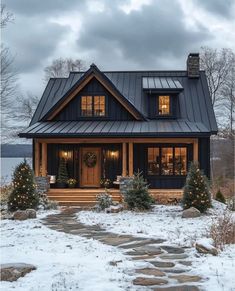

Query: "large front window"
left=81, top=95, right=106, bottom=117
left=148, top=146, right=187, bottom=176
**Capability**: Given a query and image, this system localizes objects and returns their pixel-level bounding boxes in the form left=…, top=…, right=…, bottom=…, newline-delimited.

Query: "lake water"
left=1, top=158, right=32, bottom=184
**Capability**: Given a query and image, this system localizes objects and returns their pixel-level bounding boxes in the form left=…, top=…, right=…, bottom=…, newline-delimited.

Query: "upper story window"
left=81, top=95, right=106, bottom=117
left=158, top=95, right=170, bottom=115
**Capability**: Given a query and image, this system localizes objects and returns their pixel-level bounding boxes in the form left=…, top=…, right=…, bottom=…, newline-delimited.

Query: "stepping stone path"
left=42, top=208, right=204, bottom=290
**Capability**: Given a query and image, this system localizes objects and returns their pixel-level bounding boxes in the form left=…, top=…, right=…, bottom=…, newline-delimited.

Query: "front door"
left=80, top=147, right=101, bottom=187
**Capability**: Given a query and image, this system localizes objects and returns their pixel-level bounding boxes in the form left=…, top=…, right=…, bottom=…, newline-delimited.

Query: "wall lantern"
left=60, top=150, right=72, bottom=159
left=110, top=150, right=119, bottom=158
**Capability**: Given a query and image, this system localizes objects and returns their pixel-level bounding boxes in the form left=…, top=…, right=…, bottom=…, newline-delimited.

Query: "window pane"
left=148, top=147, right=160, bottom=175
left=161, top=147, right=173, bottom=175
left=94, top=95, right=105, bottom=116
left=174, top=147, right=187, bottom=175
left=81, top=96, right=93, bottom=116
left=158, top=96, right=170, bottom=115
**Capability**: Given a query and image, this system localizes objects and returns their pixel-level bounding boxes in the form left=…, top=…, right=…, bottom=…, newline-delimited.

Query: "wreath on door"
left=83, top=152, right=97, bottom=168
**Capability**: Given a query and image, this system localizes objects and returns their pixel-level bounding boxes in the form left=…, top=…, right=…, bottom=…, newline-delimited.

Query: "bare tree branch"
left=0, top=4, right=14, bottom=28
left=44, top=57, right=86, bottom=82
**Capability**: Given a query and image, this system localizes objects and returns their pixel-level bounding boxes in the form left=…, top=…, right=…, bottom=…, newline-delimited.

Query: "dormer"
left=142, top=77, right=183, bottom=119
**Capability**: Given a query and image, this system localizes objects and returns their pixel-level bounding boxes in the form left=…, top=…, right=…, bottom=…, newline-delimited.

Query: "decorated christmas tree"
left=8, top=159, right=39, bottom=211
left=124, top=171, right=154, bottom=210
left=182, top=162, right=211, bottom=213
left=57, top=158, right=69, bottom=184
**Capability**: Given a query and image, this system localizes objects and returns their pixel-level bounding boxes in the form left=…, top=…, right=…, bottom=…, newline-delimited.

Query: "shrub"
left=57, top=158, right=69, bottom=184
left=96, top=192, right=113, bottom=210
left=8, top=160, right=39, bottom=211
left=215, top=189, right=226, bottom=204
left=124, top=171, right=154, bottom=211
left=39, top=192, right=58, bottom=210
left=209, top=211, right=235, bottom=250
left=182, top=162, right=211, bottom=213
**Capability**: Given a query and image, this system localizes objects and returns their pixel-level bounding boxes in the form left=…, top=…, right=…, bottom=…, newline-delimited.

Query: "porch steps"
left=46, top=188, right=183, bottom=206
left=47, top=189, right=122, bottom=206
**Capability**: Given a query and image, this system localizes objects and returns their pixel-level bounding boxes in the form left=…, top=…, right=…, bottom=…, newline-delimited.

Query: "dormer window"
left=158, top=95, right=170, bottom=115
left=81, top=95, right=106, bottom=117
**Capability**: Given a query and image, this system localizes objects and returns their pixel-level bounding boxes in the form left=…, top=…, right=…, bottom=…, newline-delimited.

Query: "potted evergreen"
left=67, top=178, right=77, bottom=188
left=57, top=158, right=69, bottom=188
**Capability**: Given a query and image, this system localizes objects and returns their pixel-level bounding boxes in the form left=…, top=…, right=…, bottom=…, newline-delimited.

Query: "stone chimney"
left=187, top=53, right=200, bottom=78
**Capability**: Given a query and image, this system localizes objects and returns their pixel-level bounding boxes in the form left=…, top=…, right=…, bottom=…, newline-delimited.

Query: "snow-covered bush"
left=96, top=192, right=113, bottom=211
left=209, top=211, right=235, bottom=250
left=124, top=171, right=154, bottom=211
left=227, top=196, right=235, bottom=211
left=38, top=192, right=58, bottom=210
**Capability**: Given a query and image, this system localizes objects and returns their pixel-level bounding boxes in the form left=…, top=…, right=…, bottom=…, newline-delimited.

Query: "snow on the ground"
left=77, top=201, right=228, bottom=247
left=77, top=200, right=235, bottom=291
left=0, top=211, right=137, bottom=291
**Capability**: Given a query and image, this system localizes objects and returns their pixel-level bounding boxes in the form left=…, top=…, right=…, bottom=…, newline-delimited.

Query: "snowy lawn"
left=77, top=201, right=235, bottom=291
left=0, top=210, right=136, bottom=291
left=77, top=201, right=228, bottom=247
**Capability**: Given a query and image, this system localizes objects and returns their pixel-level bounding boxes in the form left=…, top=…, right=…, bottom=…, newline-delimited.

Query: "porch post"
left=193, top=139, right=198, bottom=162
left=128, top=142, right=133, bottom=176
left=41, top=142, right=47, bottom=177
left=122, top=142, right=127, bottom=177
left=35, top=141, right=40, bottom=176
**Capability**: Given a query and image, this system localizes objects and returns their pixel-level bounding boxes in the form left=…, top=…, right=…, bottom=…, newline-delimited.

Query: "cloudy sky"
left=3, top=0, right=235, bottom=97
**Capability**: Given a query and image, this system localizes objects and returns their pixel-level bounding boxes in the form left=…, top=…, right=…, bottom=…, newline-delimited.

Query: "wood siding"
left=54, top=78, right=134, bottom=121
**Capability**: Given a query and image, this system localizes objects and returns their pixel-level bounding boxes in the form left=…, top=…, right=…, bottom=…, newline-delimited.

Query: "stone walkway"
left=42, top=208, right=204, bottom=291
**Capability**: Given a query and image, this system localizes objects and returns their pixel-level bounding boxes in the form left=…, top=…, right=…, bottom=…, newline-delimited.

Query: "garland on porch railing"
left=83, top=152, right=97, bottom=168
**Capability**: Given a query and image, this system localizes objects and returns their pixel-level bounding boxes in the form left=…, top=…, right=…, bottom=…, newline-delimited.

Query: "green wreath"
left=83, top=152, right=97, bottom=168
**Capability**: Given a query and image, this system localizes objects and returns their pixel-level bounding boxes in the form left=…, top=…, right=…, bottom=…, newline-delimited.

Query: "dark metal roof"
left=26, top=65, right=218, bottom=137
left=142, top=77, right=183, bottom=90
left=19, top=120, right=210, bottom=138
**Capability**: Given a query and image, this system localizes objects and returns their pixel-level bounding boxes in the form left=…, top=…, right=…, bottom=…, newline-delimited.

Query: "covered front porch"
left=34, top=137, right=199, bottom=190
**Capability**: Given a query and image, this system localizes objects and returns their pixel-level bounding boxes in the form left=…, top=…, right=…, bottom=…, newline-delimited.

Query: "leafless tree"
left=13, top=93, right=40, bottom=122
left=0, top=4, right=14, bottom=28
left=200, top=47, right=234, bottom=109
left=44, top=58, right=86, bottom=82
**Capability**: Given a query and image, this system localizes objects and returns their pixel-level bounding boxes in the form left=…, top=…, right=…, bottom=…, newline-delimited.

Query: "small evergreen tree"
left=8, top=159, right=39, bottom=211
left=182, top=162, right=211, bottom=213
left=57, top=158, right=69, bottom=184
left=215, top=189, right=226, bottom=204
left=124, top=171, right=154, bottom=210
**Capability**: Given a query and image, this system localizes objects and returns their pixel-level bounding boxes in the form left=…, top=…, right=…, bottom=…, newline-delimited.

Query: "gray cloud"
left=3, top=16, right=69, bottom=73
left=193, top=0, right=234, bottom=18
left=78, top=0, right=212, bottom=68
left=4, top=0, right=84, bottom=16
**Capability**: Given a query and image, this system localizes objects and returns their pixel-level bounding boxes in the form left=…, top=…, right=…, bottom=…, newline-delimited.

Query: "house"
left=19, top=53, right=217, bottom=205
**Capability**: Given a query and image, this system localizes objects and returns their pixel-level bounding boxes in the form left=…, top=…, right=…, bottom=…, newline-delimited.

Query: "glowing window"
left=81, top=95, right=105, bottom=117
left=158, top=95, right=170, bottom=115
left=94, top=96, right=105, bottom=116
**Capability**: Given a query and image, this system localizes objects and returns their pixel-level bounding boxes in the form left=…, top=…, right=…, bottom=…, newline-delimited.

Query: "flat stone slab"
left=0, top=263, right=36, bottom=282
left=130, top=254, right=157, bottom=260
left=133, top=277, right=168, bottom=286
left=98, top=236, right=135, bottom=246
left=169, top=274, right=202, bottom=283
left=135, top=245, right=163, bottom=255
left=160, top=268, right=188, bottom=274
left=153, top=286, right=200, bottom=291
left=161, top=246, right=185, bottom=254
left=160, top=254, right=188, bottom=260
left=178, top=261, right=192, bottom=266
left=151, top=261, right=175, bottom=268
left=135, top=268, right=165, bottom=277
left=119, top=239, right=163, bottom=249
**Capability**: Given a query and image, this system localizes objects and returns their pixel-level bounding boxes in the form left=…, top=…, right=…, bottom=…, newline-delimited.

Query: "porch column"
left=122, top=142, right=127, bottom=177
left=34, top=141, right=40, bottom=176
left=41, top=142, right=47, bottom=177
left=128, top=142, right=133, bottom=176
left=193, top=139, right=198, bottom=162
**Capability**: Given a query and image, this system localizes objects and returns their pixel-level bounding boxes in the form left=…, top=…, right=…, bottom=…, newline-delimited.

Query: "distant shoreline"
left=1, top=144, right=32, bottom=158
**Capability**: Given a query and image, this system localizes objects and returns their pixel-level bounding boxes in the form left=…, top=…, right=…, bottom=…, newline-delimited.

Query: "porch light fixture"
left=61, top=150, right=72, bottom=159
left=110, top=150, right=118, bottom=158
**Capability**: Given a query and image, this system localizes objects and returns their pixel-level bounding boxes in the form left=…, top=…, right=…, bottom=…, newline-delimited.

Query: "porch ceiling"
left=19, top=120, right=210, bottom=138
